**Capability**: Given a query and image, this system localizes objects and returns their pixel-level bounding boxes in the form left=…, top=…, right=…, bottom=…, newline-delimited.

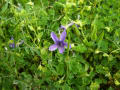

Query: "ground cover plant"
left=0, top=0, right=120, bottom=90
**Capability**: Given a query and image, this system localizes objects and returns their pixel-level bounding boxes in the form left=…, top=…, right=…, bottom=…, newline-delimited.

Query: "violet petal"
left=49, top=44, right=58, bottom=51
left=10, top=37, right=14, bottom=40
left=60, top=25, right=66, bottom=30
left=51, top=32, right=58, bottom=43
left=64, top=42, right=68, bottom=47
left=64, top=42, right=71, bottom=48
left=75, top=24, right=80, bottom=28
left=60, top=30, right=66, bottom=41
left=58, top=47, right=64, bottom=53
left=9, top=43, right=15, bottom=48
left=68, top=22, right=74, bottom=27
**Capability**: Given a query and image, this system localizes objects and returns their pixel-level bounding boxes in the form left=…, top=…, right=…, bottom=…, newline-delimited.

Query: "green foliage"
left=0, top=0, right=120, bottom=89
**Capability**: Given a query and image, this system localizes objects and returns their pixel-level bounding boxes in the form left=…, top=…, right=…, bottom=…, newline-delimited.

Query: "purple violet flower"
left=9, top=44, right=15, bottom=48
left=9, top=37, right=15, bottom=48
left=49, top=30, right=70, bottom=53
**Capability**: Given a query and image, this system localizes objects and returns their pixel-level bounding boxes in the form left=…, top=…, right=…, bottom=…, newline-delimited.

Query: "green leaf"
left=91, top=25, right=97, bottom=41
left=108, top=87, right=114, bottom=90
left=62, top=84, right=71, bottom=90
left=91, top=14, right=99, bottom=41
left=37, top=32, right=43, bottom=42
left=30, top=48, right=35, bottom=56
left=25, top=47, right=29, bottom=54
left=56, top=62, right=65, bottom=75
left=90, top=82, right=100, bottom=90
left=73, top=44, right=87, bottom=53
left=73, top=25, right=80, bottom=37
left=98, top=31, right=104, bottom=42
left=1, top=2, right=8, bottom=14
left=0, top=28, right=4, bottom=38
left=28, top=25, right=35, bottom=32
left=97, top=40, right=108, bottom=52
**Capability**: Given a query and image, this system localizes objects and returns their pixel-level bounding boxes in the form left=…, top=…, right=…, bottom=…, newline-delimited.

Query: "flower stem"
left=65, top=29, right=70, bottom=81
left=66, top=30, right=70, bottom=60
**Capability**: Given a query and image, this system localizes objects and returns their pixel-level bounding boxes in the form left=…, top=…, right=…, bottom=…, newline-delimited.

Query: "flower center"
left=57, top=41, right=63, bottom=47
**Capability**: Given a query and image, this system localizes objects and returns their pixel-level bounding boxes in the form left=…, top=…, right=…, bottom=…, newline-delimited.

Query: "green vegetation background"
left=0, top=0, right=120, bottom=90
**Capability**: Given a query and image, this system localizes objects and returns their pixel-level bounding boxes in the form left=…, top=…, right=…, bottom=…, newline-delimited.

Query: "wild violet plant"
left=49, top=30, right=71, bottom=53
left=1, top=0, right=120, bottom=89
